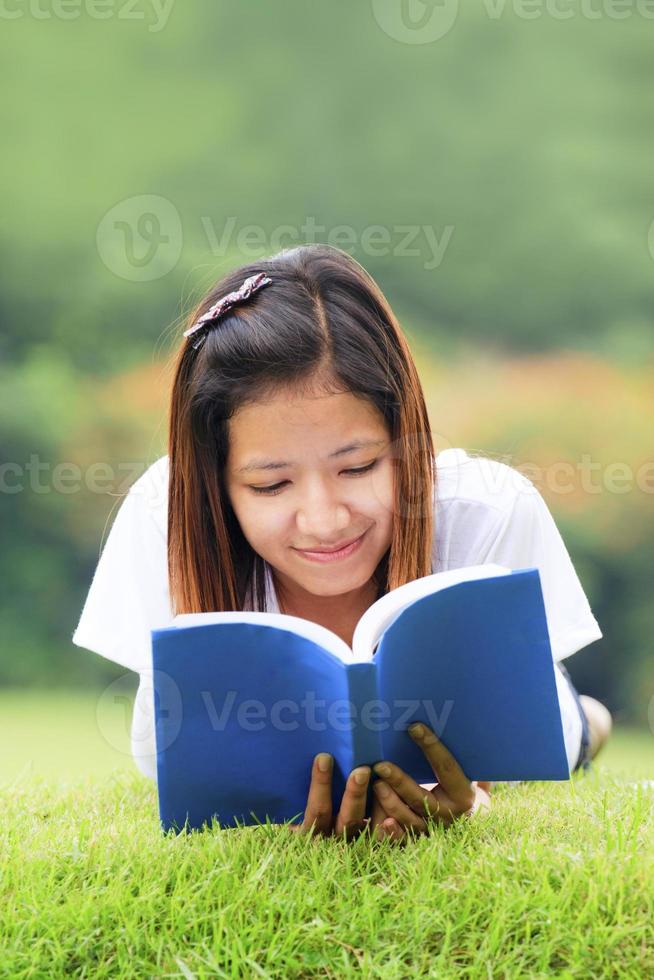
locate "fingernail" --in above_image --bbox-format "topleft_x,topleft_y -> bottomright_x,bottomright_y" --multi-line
409,723 -> 425,739
373,763 -> 391,777
353,767 -> 370,785
374,781 -> 390,797
317,753 -> 332,772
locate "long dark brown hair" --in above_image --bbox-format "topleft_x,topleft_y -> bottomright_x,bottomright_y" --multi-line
167,243 -> 437,615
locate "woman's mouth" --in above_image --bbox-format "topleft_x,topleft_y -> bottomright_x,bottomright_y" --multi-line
293,529 -> 369,563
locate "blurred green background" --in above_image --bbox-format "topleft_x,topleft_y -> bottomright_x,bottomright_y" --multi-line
1,2 -> 652,773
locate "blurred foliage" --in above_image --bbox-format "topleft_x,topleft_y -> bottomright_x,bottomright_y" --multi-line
421,344 -> 654,724
0,4 -> 652,724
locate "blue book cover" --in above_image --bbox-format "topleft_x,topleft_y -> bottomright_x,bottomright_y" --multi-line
151,565 -> 569,833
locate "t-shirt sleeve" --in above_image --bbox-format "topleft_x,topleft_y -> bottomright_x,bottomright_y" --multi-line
72,481 -> 173,674
480,477 -> 603,662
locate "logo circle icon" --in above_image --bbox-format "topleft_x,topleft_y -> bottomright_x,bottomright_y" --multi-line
371,0 -> 459,44
95,669 -> 183,759
647,220 -> 654,264
96,193 -> 182,282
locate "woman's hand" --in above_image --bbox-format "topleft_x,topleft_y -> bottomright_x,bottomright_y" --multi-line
288,753 -> 372,841
369,723 -> 491,842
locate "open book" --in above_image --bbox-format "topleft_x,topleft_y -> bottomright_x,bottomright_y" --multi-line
151,564 -> 569,833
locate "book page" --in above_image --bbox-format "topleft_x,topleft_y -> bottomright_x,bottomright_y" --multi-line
351,563 -> 512,662
170,610 -> 358,664
170,565 -> 513,665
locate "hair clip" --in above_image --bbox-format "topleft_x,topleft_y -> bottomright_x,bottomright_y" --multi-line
183,272 -> 272,350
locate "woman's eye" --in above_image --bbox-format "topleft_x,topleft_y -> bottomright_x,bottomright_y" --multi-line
250,460 -> 378,496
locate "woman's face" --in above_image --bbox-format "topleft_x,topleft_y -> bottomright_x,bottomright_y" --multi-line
225,388 -> 396,605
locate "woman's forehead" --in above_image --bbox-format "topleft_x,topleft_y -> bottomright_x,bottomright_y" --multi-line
227,391 -> 388,463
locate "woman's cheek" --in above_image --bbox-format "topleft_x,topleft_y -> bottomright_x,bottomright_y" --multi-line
369,461 -> 396,518
228,492 -> 266,543
242,500 -> 287,544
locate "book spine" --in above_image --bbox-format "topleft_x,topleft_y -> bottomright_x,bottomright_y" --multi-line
346,663 -> 384,768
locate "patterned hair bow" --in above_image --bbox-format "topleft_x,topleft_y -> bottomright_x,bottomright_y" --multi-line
183,272 -> 272,350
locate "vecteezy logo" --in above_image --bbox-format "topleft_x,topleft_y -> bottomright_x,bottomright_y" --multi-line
647,219 -> 654,265
95,669 -> 182,757
371,0 -> 459,43
96,193 -> 182,281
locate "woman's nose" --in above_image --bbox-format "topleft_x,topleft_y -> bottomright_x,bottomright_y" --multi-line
296,495 -> 352,540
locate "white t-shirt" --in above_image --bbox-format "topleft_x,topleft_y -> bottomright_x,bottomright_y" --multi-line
72,447 -> 602,781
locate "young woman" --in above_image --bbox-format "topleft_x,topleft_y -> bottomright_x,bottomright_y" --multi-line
73,243 -> 612,842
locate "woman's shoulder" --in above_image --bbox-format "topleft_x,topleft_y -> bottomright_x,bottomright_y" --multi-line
434,447 -> 533,516
125,454 -> 169,537
431,447 -> 536,569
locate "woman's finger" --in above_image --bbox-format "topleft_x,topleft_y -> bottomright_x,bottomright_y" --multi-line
333,766 -> 372,840
372,779 -> 428,832
372,761 -> 443,822
377,817 -> 407,843
368,795 -> 407,843
368,793 -> 387,833
292,753 -> 334,836
408,724 -> 476,810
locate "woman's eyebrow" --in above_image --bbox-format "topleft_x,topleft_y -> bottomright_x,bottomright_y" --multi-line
237,439 -> 386,474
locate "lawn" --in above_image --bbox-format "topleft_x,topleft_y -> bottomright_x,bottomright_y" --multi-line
1,689 -> 653,978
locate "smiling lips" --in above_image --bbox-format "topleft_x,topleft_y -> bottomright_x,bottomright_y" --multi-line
294,530 -> 368,563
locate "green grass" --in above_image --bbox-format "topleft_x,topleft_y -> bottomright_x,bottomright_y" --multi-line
1,690 -> 653,978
